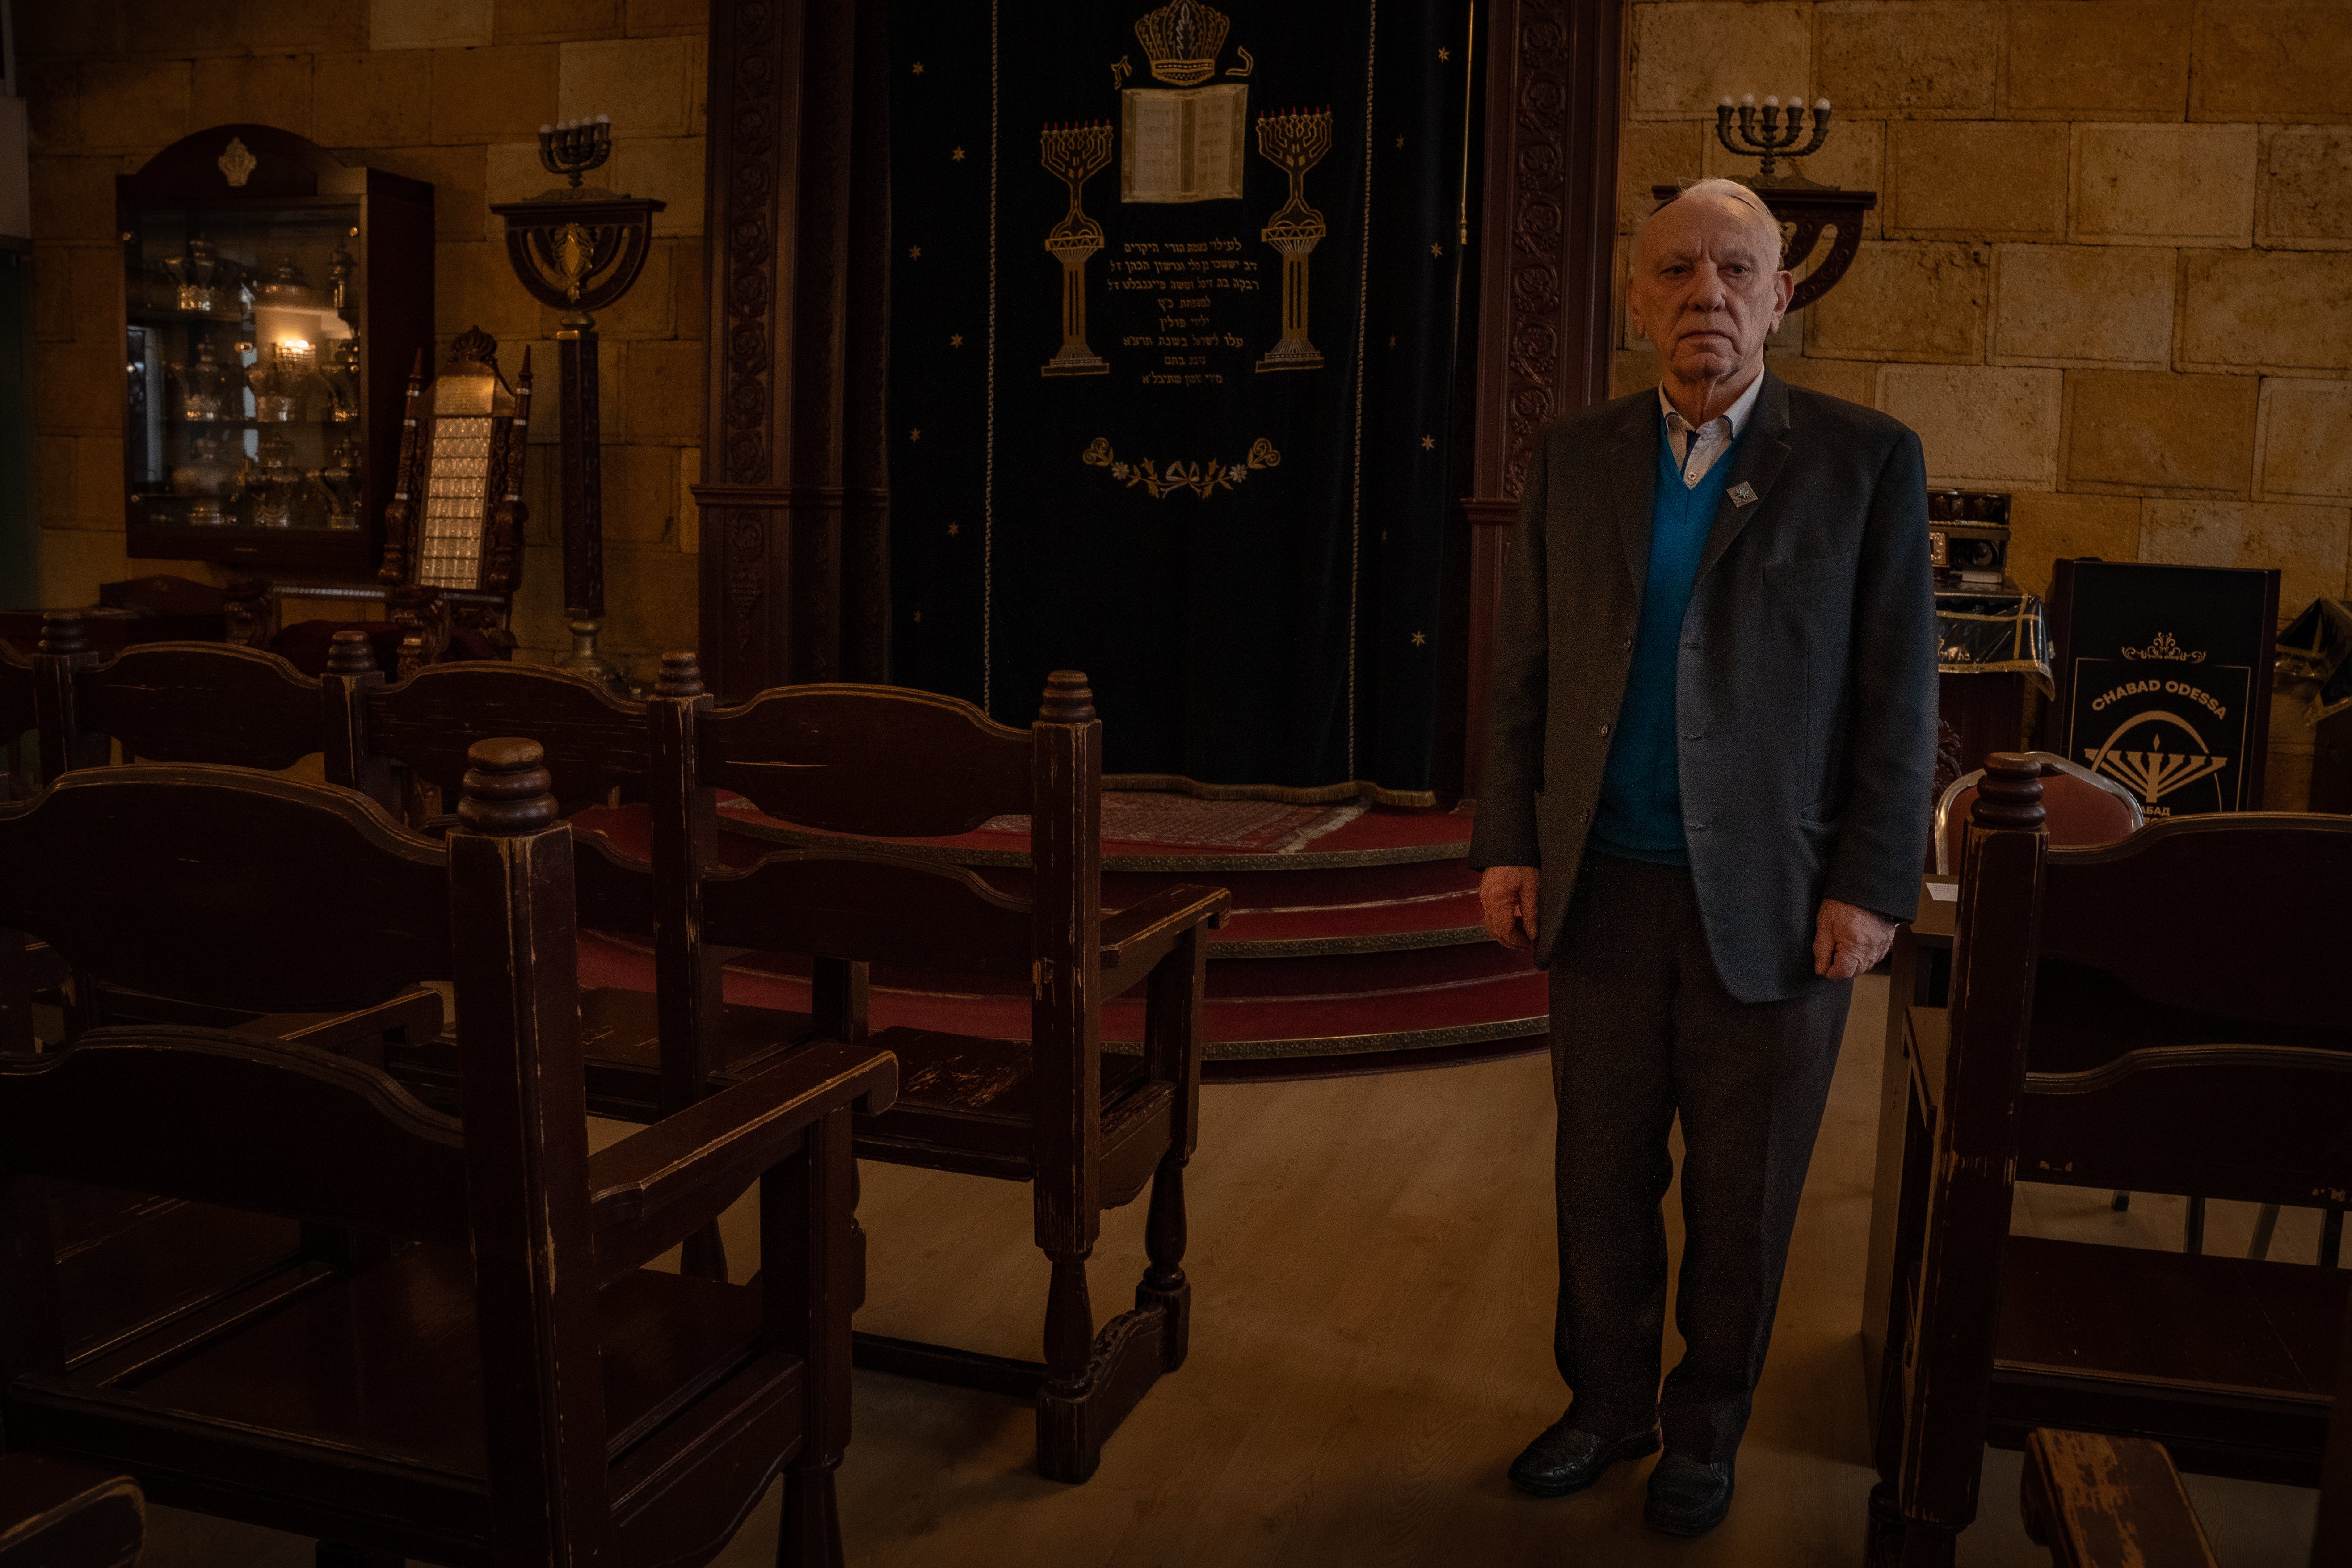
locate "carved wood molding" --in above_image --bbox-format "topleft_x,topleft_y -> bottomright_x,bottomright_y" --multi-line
1458,0 -> 1621,798
698,0 -> 888,699
1472,0 -> 1620,504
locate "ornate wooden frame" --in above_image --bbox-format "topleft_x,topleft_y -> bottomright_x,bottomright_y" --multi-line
1459,0 -> 1623,800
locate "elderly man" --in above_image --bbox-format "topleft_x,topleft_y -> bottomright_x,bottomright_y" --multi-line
1471,177 -> 1935,1535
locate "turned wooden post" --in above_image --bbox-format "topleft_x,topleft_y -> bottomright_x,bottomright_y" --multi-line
445,738 -> 608,1566
647,651 -> 728,1282
1137,916 -> 1205,1371
1031,670 -> 1105,1478
762,1101 -> 857,1564
320,630 -> 398,815
1885,753 -> 2047,1568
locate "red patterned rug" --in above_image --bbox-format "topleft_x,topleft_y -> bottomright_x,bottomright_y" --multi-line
972,793 -> 1362,851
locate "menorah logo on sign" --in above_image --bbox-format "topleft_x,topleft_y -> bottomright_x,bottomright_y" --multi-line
2082,710 -> 2229,816
2071,656 -> 2247,817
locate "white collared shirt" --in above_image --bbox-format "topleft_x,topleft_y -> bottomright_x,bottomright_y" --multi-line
1659,372 -> 1764,489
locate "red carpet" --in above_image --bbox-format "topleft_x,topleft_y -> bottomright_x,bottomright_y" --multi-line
570,796 -> 1546,1076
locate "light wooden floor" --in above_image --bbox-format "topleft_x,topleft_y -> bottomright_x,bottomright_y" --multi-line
138,974 -> 2323,1567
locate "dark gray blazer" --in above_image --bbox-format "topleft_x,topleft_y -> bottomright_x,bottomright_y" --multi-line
1468,368 -> 1937,1003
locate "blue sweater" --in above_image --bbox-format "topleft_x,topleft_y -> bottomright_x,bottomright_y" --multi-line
1591,421 -> 1742,866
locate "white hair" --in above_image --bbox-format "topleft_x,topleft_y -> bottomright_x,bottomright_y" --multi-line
1645,177 -> 1786,267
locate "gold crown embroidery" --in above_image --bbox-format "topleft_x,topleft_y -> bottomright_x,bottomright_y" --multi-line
1135,0 -> 1230,87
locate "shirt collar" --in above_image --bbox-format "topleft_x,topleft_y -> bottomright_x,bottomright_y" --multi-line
1657,369 -> 1765,439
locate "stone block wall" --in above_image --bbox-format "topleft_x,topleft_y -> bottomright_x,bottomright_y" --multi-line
1616,0 -> 2352,803
15,0 -> 707,685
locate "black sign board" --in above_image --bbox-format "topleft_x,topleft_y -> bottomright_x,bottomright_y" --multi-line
2046,560 -> 2280,819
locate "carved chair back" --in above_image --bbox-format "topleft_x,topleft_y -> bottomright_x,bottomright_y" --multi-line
0,744 -> 880,1567
1873,758 -> 2352,1559
33,610 -> 324,786
345,653 -> 650,815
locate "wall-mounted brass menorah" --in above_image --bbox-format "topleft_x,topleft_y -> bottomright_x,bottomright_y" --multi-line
489,114 -> 665,693
1255,106 -> 1331,373
1041,121 -> 1115,377
1715,92 -> 1834,182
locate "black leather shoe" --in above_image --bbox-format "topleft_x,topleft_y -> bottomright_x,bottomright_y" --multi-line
1506,1414 -> 1661,1497
1644,1451 -> 1735,1536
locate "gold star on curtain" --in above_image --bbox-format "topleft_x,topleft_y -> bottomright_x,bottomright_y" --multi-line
912,62 -> 925,75
1430,242 -> 1443,257
947,523 -> 959,536
951,147 -> 967,161
909,429 -> 922,441
1394,134 -> 1405,149
1438,47 -> 1452,61
950,333 -> 964,347
1410,631 -> 1427,647
909,244 -> 921,259
1421,435 -> 1435,449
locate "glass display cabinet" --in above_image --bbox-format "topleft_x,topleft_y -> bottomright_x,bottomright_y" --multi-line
117,124 -> 433,572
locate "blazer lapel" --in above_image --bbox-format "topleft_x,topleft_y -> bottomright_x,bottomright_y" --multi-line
1694,368 -> 1792,583
1612,396 -> 1661,596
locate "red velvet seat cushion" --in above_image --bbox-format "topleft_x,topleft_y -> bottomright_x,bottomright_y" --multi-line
1943,769 -> 2138,875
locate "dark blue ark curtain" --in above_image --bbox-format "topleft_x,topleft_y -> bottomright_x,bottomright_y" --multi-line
889,0 -> 1474,803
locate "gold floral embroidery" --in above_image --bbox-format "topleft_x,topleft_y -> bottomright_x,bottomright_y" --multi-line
1083,435 -> 1280,499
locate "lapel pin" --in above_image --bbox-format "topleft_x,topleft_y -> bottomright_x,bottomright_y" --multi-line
1728,481 -> 1759,508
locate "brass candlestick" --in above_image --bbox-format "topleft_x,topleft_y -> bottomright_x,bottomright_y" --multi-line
490,115 -> 665,694
1254,107 -> 1331,373
1041,121 -> 1114,377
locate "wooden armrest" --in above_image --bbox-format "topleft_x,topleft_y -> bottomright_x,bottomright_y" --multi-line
0,1453 -> 144,1568
1906,1006 -> 1948,1124
247,987 -> 446,1057
588,1039 -> 898,1284
1100,884 -> 1231,996
2019,1429 -> 2216,1568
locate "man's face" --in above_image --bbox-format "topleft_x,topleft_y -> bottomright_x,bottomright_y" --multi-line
1628,196 -> 1794,386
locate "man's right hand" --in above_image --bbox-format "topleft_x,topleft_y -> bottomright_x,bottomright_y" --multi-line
1479,865 -> 1541,952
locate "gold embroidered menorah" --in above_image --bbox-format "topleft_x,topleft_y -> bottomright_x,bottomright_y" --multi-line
1041,120 -> 1114,377
1255,106 -> 1331,373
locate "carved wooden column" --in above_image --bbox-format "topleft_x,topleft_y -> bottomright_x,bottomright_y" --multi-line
696,0 -> 892,699
1459,0 -> 1622,799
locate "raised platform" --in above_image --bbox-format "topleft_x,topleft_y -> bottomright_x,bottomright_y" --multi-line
572,794 -> 1547,1080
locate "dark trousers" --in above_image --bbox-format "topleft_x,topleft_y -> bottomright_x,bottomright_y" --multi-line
1547,851 -> 1851,1464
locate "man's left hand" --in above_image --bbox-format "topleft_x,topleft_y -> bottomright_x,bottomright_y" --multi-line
1813,898 -> 1897,980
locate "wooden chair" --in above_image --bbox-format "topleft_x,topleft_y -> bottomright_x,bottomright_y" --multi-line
1932,752 -> 2142,877
1865,755 -> 2352,1566
337,651 -> 1232,1480
25,626 -> 1229,1482
0,1454 -> 143,1568
25,623 -> 792,1282
673,668 -> 1231,1483
0,742 -> 895,1568
26,610 -> 441,1059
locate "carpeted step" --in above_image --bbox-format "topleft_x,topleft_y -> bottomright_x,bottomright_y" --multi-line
567,798 -> 1537,1073
577,930 -> 1545,1064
